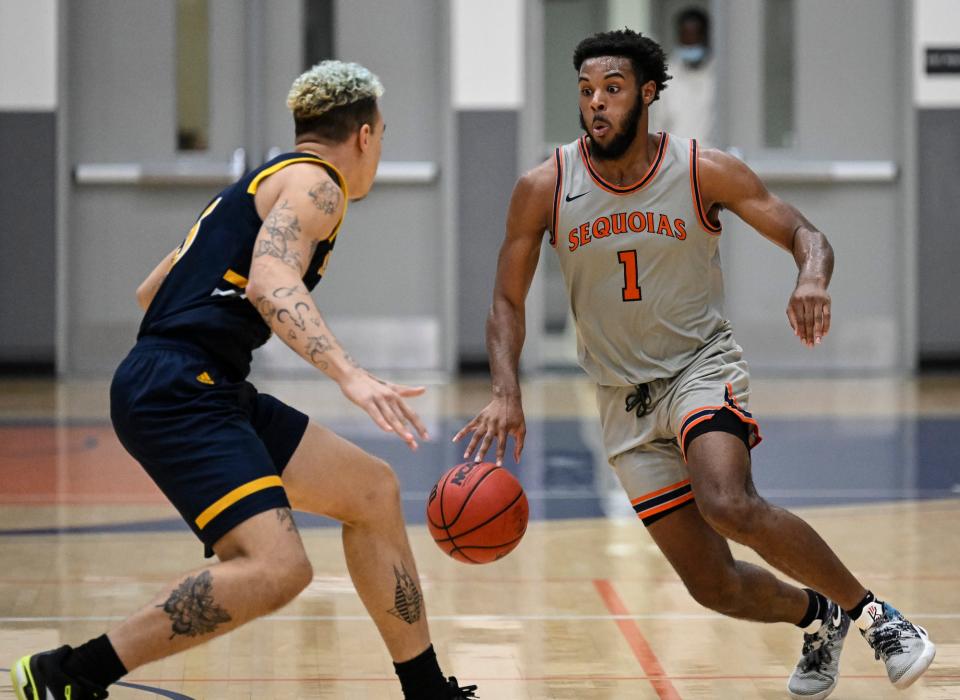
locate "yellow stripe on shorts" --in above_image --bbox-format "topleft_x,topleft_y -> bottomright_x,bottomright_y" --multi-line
195,476 -> 284,530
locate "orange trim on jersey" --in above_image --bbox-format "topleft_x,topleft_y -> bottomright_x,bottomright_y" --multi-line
636,491 -> 695,520
577,132 -> 669,195
630,478 -> 692,506
689,139 -> 722,235
550,147 -> 564,247
678,408 -> 723,460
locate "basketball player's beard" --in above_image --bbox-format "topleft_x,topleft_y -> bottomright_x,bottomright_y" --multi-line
579,95 -> 644,161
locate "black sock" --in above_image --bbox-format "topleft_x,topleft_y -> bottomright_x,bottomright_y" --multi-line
797,588 -> 829,629
393,644 -> 448,700
62,634 -> 127,690
845,590 -> 876,621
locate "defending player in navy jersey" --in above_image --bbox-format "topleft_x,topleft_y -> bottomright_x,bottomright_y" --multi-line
455,30 -> 934,699
12,61 -> 477,700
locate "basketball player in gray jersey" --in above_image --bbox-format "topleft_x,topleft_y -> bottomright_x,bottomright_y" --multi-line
455,29 -> 934,699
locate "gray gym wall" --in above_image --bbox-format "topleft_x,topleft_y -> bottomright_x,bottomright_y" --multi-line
717,0 -> 913,374
8,0 -> 952,376
60,0 -> 454,376
0,1 -> 58,370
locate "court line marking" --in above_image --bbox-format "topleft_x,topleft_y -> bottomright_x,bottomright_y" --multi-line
117,674 -> 960,683
2,612 -> 960,623
593,579 -> 683,700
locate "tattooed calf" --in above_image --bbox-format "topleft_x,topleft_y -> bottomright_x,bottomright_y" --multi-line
386,562 -> 423,624
158,570 -> 232,639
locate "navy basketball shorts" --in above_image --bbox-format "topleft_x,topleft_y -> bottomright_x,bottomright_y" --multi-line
110,337 -> 309,556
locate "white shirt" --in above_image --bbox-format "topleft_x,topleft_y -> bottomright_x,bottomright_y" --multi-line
652,55 -> 717,148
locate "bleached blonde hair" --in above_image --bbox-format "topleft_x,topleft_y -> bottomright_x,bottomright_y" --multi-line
287,60 -> 384,119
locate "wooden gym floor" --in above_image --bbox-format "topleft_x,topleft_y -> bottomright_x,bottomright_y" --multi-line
0,375 -> 958,699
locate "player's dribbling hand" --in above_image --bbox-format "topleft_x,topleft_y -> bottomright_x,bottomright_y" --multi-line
339,370 -> 429,450
787,280 -> 831,349
453,396 -> 526,467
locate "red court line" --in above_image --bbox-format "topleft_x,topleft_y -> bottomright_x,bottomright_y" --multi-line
593,578 -> 683,700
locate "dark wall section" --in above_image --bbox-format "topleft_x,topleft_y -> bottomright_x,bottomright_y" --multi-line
917,109 -> 960,366
456,110 -> 519,371
0,112 -> 56,370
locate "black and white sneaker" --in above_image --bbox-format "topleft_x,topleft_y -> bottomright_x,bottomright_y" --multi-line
787,601 -> 850,700
861,601 -> 936,689
445,675 -> 478,698
10,646 -> 109,700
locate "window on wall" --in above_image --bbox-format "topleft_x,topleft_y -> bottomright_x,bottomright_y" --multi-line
176,0 -> 210,151
763,0 -> 795,148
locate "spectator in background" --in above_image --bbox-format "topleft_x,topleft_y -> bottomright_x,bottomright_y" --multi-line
654,7 -> 717,146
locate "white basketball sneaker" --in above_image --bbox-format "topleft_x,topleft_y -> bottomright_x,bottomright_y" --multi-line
861,601 -> 936,689
787,601 -> 850,700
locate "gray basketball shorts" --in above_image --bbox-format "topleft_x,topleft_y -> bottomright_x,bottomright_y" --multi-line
595,329 -> 762,526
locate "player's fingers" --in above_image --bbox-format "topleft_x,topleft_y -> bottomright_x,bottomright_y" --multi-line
494,427 -> 507,467
805,301 -> 817,347
786,304 -> 800,337
513,428 -> 526,463
396,398 -> 430,441
391,383 -> 426,397
364,400 -> 394,434
452,417 -> 477,443
821,302 -> 832,337
813,303 -> 825,345
474,432 -> 494,463
377,398 -> 416,447
463,427 -> 484,460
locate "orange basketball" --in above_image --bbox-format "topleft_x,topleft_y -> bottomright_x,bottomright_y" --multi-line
426,462 -> 529,564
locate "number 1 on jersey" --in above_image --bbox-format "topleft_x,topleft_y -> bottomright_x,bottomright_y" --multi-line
617,249 -> 642,302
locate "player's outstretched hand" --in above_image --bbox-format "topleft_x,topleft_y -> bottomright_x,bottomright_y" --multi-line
787,280 -> 831,349
339,370 -> 429,450
453,395 -> 526,467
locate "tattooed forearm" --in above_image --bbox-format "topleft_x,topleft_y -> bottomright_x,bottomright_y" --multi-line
255,200 -> 304,272
308,180 -> 342,215
254,295 -> 277,322
386,562 -> 423,625
277,301 -> 310,331
306,334 -> 333,368
272,285 -> 303,299
158,570 -> 232,639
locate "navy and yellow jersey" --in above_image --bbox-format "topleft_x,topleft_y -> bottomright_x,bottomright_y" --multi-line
139,152 -> 346,378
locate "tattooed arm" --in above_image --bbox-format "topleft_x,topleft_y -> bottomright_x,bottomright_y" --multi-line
136,248 -> 178,310
247,166 -> 429,449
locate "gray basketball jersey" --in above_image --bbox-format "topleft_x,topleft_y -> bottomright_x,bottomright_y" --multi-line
551,133 -> 727,386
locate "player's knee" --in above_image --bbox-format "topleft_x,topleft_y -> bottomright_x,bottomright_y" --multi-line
697,492 -> 763,542
256,549 -> 313,610
358,457 -> 402,513
684,568 -> 744,614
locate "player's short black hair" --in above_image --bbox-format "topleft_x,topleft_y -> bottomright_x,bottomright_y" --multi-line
676,7 -> 710,39
573,29 -> 671,101
293,96 -> 379,143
